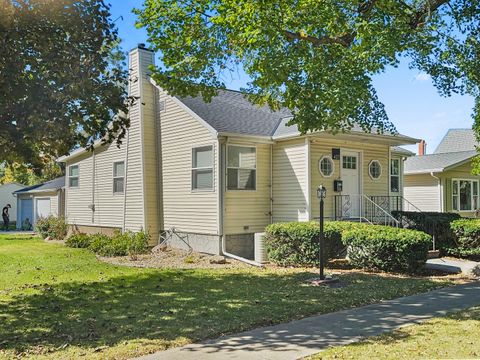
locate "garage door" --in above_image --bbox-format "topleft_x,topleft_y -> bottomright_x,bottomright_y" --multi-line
36,198 -> 51,220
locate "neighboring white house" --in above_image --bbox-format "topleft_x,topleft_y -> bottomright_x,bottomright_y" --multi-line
404,129 -> 480,216
0,183 -> 25,223
57,44 -> 419,259
14,177 -> 65,229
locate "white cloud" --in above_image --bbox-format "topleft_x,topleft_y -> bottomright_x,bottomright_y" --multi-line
414,72 -> 431,81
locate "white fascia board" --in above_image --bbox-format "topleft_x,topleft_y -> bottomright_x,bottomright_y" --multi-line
148,77 -> 219,139
404,168 -> 445,175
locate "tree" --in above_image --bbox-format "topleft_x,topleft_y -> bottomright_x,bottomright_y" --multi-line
136,0 -> 480,137
0,161 -> 62,185
0,0 -> 130,171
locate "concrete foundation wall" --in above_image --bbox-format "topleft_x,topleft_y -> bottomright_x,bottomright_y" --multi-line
167,231 -> 222,255
69,224 -> 121,237
225,233 -> 254,260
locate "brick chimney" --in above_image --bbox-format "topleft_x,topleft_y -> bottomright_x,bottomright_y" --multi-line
418,139 -> 427,155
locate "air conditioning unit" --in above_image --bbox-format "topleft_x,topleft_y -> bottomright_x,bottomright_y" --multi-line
254,232 -> 268,264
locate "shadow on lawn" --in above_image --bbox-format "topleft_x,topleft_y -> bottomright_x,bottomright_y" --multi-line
0,269 -> 449,355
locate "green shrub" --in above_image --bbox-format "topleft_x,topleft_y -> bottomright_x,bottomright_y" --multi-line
448,219 -> 480,259
342,226 -> 431,273
392,211 -> 461,252
65,233 -> 92,248
35,216 -> 67,240
264,221 -> 363,267
88,230 -> 150,257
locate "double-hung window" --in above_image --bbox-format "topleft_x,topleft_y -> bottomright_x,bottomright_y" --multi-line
69,165 -> 79,188
192,146 -> 213,190
113,161 -> 125,194
452,179 -> 479,211
227,146 -> 256,190
390,159 -> 400,193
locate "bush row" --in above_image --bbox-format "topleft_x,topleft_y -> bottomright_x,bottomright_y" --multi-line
265,221 -> 431,273
391,211 -> 461,252
66,230 -> 150,257
446,219 -> 480,260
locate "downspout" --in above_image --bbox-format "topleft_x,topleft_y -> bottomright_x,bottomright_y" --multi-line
91,150 -> 96,224
122,129 -> 130,233
270,143 -> 273,224
430,172 -> 443,212
219,136 -> 262,267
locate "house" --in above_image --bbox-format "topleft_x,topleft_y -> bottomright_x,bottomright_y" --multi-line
14,177 -> 65,229
404,129 -> 480,216
0,183 -> 25,223
57,44 -> 419,259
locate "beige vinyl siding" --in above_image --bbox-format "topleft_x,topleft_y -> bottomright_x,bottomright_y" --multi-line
159,91 -> 218,234
272,138 -> 308,222
50,192 -> 59,216
64,48 -> 159,235
224,140 -> 271,234
442,161 -> 479,216
404,174 -> 441,212
123,49 -> 147,231
140,52 -> 161,236
92,144 -> 126,228
66,153 -> 94,225
310,137 -> 390,219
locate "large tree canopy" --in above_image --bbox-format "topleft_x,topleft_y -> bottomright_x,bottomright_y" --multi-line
136,0 -> 480,136
0,0 -> 130,170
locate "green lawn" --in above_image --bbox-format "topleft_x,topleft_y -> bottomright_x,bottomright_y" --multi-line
310,306 -> 480,359
0,234 -> 460,360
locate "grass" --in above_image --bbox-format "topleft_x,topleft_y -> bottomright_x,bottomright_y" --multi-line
0,234 -> 462,360
309,306 -> 480,359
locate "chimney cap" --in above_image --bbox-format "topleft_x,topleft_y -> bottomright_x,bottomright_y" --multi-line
138,43 -> 146,49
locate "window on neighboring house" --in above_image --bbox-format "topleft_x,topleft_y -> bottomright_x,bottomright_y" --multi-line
319,156 -> 334,177
192,146 -> 213,190
113,161 -> 125,194
452,179 -> 479,211
369,160 -> 382,180
227,145 -> 256,190
390,159 -> 400,193
68,165 -> 79,188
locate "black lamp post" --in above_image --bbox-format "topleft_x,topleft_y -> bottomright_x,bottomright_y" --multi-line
317,185 -> 327,280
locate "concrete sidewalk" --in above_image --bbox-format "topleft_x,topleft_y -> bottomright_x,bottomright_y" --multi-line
137,282 -> 480,360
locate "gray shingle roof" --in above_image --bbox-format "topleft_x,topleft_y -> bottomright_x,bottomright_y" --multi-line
434,129 -> 477,154
391,146 -> 415,156
404,150 -> 477,174
177,90 -> 292,136
14,177 -> 65,194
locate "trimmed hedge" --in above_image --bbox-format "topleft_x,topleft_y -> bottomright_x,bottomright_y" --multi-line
447,219 -> 480,260
65,230 -> 150,257
392,211 -> 461,252
264,221 -> 367,267
35,216 -> 68,240
342,226 -> 431,273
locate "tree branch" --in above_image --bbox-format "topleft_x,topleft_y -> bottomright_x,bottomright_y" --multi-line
283,30 -> 354,47
410,0 -> 450,28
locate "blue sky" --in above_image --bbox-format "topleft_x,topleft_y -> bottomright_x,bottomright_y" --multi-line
110,1 -> 475,154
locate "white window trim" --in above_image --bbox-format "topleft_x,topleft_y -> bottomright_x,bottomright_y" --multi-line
191,145 -> 214,192
226,144 -> 257,191
390,158 -> 400,193
368,160 -> 382,180
68,165 -> 79,188
452,178 -> 479,212
319,155 -> 334,177
113,161 -> 125,195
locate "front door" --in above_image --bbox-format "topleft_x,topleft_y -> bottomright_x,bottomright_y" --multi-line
341,151 -> 360,218
20,199 -> 33,229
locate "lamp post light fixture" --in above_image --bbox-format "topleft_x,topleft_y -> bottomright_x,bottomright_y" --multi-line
317,185 -> 327,280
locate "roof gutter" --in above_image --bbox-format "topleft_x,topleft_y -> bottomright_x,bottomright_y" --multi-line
430,172 -> 444,213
